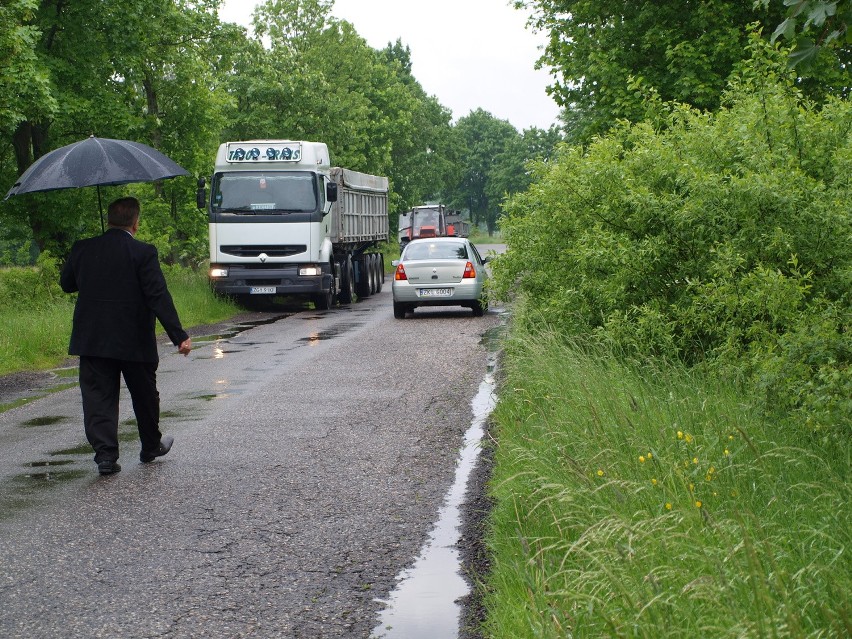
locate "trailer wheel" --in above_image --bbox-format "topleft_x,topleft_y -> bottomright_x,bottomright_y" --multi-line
339,255 -> 355,304
368,254 -> 377,294
355,255 -> 371,298
373,253 -> 383,293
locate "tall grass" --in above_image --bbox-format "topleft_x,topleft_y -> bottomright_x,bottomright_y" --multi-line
0,265 -> 238,376
483,326 -> 850,638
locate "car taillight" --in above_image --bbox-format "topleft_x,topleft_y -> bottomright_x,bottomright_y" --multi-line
395,263 -> 408,280
463,261 -> 476,278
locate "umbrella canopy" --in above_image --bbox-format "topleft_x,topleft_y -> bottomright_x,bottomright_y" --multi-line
4,136 -> 190,198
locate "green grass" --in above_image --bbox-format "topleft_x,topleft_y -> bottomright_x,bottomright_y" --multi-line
482,326 -> 851,638
0,266 -> 239,376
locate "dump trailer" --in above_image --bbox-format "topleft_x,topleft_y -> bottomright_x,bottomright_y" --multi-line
398,204 -> 469,248
200,140 -> 389,309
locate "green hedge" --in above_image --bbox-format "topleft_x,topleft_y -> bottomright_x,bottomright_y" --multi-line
491,40 -> 851,437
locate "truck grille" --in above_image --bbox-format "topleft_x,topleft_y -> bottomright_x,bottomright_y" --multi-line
219,245 -> 307,257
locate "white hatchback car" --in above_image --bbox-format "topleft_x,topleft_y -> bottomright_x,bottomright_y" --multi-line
391,237 -> 489,319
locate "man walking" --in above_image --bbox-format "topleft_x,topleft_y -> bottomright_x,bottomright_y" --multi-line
60,196 -> 192,475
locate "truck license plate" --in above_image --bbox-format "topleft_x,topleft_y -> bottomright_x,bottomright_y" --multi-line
250,286 -> 276,294
419,288 -> 452,297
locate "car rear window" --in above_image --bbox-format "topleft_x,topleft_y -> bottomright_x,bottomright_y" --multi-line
404,242 -> 468,260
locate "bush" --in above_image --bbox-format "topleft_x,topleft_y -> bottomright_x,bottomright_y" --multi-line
0,251 -> 67,310
491,41 -> 851,435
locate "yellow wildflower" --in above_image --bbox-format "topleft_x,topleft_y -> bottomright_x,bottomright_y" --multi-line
695,501 -> 702,508
647,452 -> 652,459
693,457 -> 699,465
724,449 -> 730,456
677,431 -> 683,440
651,478 -> 658,486
689,483 -> 695,492
597,469 -> 604,477
685,434 -> 693,444
665,503 -> 672,510
639,456 -> 646,463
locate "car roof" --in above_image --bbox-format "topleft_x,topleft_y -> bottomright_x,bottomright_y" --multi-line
405,237 -> 469,244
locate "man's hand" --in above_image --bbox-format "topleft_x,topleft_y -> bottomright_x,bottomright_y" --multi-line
178,338 -> 192,356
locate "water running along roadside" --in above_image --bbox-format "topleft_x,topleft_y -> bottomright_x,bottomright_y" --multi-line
371,354 -> 498,639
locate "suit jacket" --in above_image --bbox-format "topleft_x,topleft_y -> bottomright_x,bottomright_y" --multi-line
60,228 -> 189,362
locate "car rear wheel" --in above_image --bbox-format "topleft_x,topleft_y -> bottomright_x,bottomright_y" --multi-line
471,299 -> 486,317
393,302 -> 407,319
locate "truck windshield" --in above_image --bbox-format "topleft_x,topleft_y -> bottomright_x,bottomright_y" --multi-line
212,172 -> 319,214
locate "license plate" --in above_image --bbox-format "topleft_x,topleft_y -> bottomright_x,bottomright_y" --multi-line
250,286 -> 276,294
419,288 -> 452,298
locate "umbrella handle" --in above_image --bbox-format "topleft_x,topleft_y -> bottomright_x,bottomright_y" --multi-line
97,185 -> 104,233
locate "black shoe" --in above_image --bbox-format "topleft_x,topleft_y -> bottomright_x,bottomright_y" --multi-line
140,435 -> 174,463
98,460 -> 121,475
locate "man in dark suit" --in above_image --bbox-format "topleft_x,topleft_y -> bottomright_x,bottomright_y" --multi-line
60,197 -> 192,475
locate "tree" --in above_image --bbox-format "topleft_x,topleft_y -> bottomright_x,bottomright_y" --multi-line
758,0 -> 851,69
1,0 -> 230,261
451,110 -> 524,235
518,0 -> 791,142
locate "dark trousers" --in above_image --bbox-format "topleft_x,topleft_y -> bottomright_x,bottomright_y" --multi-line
79,356 -> 161,463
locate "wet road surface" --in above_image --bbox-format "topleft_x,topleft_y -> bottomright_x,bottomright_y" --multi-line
0,284 -> 502,638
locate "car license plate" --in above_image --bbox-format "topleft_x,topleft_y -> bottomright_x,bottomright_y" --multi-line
250,286 -> 276,294
419,288 -> 452,297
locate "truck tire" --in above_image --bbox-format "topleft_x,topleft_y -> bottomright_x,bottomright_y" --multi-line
374,253 -> 383,293
339,255 -> 355,304
313,263 -> 334,310
368,254 -> 377,294
355,255 -> 371,298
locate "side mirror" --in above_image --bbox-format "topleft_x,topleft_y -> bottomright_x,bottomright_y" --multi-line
326,181 -> 338,203
196,177 -> 207,209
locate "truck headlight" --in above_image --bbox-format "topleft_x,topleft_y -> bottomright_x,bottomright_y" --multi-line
210,267 -> 229,278
299,265 -> 322,276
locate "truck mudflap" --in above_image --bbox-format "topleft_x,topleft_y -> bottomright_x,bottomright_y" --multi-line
210,264 -> 330,297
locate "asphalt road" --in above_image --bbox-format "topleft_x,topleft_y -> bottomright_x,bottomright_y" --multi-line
0,273 -> 503,638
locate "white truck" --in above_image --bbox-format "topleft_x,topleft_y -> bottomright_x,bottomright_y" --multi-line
198,140 -> 389,309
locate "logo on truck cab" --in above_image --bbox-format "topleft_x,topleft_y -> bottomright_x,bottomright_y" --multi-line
226,143 -> 302,163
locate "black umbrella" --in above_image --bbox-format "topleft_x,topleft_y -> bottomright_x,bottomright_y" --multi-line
4,135 -> 190,231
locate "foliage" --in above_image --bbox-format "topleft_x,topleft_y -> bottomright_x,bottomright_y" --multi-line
519,0 -> 848,143
491,42 -> 851,435
757,0 -> 852,68
483,327 -> 851,637
450,109 -> 561,235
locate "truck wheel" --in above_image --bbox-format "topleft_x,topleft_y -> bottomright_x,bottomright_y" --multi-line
374,254 -> 383,293
313,262 -> 335,310
368,254 -> 377,294
339,255 -> 355,304
313,290 -> 332,310
393,302 -> 407,319
355,255 -> 371,298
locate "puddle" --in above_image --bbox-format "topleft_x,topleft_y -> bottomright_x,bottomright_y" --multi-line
371,355 -> 498,639
51,443 -> 93,456
299,322 -> 364,343
26,460 -> 73,468
20,415 -> 67,427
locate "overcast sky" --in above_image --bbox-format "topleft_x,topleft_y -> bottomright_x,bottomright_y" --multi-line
218,0 -> 562,132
